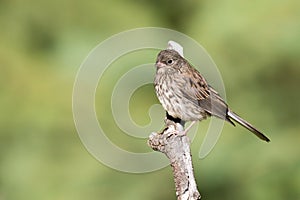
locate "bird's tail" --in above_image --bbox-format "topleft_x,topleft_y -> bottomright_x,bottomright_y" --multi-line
227,110 -> 270,142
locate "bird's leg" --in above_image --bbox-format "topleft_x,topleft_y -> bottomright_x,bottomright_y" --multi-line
177,121 -> 196,136
186,121 -> 196,132
165,112 -> 196,136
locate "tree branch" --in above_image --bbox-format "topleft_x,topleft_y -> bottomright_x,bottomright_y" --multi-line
148,118 -> 201,200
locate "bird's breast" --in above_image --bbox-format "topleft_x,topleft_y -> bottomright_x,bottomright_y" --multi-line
154,71 -> 207,121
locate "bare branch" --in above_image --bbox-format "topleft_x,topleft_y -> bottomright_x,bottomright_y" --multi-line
148,118 -> 201,200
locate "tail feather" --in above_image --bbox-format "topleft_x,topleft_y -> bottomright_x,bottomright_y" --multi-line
227,110 -> 270,142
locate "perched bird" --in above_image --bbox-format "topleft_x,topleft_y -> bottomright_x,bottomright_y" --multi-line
154,49 -> 270,142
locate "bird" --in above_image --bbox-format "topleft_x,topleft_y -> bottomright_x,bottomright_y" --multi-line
154,49 -> 270,142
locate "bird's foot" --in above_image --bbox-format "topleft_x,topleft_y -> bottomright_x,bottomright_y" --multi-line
177,121 -> 196,136
177,130 -> 188,136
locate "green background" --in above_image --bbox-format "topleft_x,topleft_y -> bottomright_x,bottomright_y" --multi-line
1,0 -> 300,199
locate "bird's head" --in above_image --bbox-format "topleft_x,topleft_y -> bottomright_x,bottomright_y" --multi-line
155,49 -> 184,70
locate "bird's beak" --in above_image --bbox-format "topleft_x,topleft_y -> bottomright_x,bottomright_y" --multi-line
155,61 -> 164,68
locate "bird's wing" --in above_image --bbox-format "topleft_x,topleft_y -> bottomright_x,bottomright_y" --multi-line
179,65 -> 232,122
179,66 -> 210,101
181,66 -> 210,101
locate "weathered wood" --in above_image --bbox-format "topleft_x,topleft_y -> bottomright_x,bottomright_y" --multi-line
148,118 -> 201,200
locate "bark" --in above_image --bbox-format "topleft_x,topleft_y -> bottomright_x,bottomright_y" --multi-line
148,118 -> 201,200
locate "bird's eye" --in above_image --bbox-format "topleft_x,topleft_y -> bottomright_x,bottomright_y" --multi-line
167,59 -> 173,64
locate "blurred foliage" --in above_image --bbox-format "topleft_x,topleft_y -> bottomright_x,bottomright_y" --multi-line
0,0 -> 300,200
